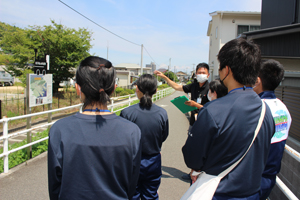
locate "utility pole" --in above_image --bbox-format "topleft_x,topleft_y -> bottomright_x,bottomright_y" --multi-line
174,66 -> 176,82
193,63 -> 195,74
107,41 -> 109,60
168,58 -> 171,78
141,44 -> 143,75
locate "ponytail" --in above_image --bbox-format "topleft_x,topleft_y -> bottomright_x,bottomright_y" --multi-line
136,74 -> 157,108
140,92 -> 153,107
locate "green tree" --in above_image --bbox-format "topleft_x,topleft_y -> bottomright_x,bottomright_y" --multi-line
164,71 -> 179,82
0,21 -> 93,93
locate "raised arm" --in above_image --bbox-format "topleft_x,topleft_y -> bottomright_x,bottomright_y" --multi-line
154,70 -> 183,91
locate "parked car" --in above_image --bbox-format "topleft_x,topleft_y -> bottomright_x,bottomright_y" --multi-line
0,71 -> 14,86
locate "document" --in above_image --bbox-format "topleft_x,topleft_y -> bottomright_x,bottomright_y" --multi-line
170,96 -> 198,114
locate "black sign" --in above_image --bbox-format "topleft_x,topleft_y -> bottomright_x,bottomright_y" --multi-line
34,55 -> 49,75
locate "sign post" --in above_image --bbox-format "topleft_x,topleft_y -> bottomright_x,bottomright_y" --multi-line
26,52 -> 53,158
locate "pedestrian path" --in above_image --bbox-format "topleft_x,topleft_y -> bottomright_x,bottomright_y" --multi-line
0,91 -> 191,200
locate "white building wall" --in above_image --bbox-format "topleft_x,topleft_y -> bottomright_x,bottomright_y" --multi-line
208,12 -> 261,79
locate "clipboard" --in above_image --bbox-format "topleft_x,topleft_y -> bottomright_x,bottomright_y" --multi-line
170,96 -> 198,113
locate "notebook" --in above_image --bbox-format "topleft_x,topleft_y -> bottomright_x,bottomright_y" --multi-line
170,96 -> 198,113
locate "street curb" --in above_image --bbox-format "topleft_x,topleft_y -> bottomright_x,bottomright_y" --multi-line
0,151 -> 48,179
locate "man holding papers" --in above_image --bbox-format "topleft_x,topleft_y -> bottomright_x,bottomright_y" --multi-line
154,63 -> 210,180
154,63 -> 210,126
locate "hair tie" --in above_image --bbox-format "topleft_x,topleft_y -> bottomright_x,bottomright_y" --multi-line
99,88 -> 105,93
97,64 -> 105,70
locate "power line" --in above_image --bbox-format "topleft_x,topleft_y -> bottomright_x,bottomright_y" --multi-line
58,0 -> 140,46
143,46 -> 158,66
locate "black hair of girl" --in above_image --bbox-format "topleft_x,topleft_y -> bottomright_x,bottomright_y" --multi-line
136,74 -> 157,108
76,56 -> 116,109
209,79 -> 228,98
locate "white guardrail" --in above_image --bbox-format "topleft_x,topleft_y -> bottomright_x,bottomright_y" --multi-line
0,87 -> 299,200
0,87 -> 174,173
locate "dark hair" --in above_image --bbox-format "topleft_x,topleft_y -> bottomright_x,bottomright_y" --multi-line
259,59 -> 284,91
196,63 -> 209,73
76,56 -> 116,109
217,38 -> 261,85
136,74 -> 157,107
209,79 -> 228,98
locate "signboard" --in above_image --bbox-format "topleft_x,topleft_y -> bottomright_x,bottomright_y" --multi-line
34,55 -> 49,75
29,74 -> 52,107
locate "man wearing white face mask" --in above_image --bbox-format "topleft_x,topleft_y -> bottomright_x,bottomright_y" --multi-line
155,63 -> 210,126
154,63 -> 210,180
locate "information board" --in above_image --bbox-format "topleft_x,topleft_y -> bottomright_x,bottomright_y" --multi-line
29,74 -> 52,107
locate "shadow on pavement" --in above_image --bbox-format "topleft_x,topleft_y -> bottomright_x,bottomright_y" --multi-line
162,165 -> 190,183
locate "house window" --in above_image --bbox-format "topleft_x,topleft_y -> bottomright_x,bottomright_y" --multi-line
237,25 -> 260,35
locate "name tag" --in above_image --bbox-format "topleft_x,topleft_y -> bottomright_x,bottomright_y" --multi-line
197,98 -> 202,104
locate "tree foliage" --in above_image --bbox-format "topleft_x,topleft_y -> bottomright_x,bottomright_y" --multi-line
0,21 -> 93,93
164,71 -> 179,82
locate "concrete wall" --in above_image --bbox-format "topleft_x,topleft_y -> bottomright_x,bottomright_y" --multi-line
116,71 -> 130,87
208,13 -> 260,79
269,137 -> 300,200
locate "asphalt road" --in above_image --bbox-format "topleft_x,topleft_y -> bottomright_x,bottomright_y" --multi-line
0,90 -> 191,200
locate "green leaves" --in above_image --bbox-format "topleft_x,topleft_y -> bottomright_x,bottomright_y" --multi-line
0,21 -> 93,93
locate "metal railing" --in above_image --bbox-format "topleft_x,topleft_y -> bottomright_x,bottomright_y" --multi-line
0,87 -> 174,173
1,87 -> 299,200
275,145 -> 300,200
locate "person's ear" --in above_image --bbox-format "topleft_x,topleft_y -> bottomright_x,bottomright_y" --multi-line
257,77 -> 261,85
213,91 -> 217,99
75,83 -> 81,96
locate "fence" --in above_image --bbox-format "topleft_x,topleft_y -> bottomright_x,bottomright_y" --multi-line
1,87 -> 299,199
0,92 -> 80,119
0,87 -> 174,173
0,89 -> 140,119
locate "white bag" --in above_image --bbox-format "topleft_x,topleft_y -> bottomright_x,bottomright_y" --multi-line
181,101 -> 266,200
180,171 -> 221,200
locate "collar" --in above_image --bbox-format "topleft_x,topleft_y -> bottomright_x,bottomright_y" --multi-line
198,80 -> 208,89
259,91 -> 276,99
228,86 -> 252,94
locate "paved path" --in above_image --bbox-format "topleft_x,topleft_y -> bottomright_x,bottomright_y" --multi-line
0,91 -> 191,200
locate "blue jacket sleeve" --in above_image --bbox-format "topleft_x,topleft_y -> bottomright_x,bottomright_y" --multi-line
48,126 -> 63,200
162,111 -> 169,142
128,127 -> 142,199
182,107 -> 218,170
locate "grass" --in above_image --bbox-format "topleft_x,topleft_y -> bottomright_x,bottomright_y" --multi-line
0,129 -> 49,173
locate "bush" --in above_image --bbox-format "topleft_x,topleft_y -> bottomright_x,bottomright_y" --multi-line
115,87 -> 124,94
186,81 -> 192,85
125,89 -> 134,94
119,91 -> 129,96
158,84 -> 169,89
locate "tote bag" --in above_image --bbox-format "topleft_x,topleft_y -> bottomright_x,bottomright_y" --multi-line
180,101 -> 266,200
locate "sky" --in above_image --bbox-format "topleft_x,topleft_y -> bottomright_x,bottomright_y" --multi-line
0,0 -> 261,73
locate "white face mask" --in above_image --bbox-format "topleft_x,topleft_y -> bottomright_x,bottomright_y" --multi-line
207,94 -> 212,101
196,74 -> 208,83
207,90 -> 215,101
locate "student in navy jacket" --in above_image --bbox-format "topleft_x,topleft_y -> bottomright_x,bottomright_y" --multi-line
48,56 -> 142,200
182,38 -> 275,200
120,74 -> 169,200
253,59 -> 292,200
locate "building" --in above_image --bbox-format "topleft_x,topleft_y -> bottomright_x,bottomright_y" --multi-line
176,71 -> 188,82
156,68 -> 167,73
207,11 -> 261,79
146,62 -> 156,74
243,1 -> 300,198
114,63 -> 152,87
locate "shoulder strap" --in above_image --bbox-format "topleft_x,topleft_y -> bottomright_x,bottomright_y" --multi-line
218,100 -> 266,178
